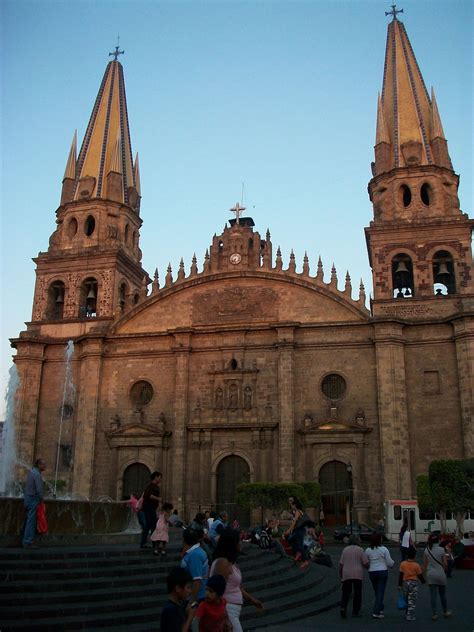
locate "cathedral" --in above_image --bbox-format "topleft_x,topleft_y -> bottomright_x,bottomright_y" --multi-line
11,12 -> 473,526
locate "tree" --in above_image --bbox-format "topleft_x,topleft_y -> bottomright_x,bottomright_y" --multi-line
429,459 -> 470,535
416,475 -> 432,511
235,481 -> 320,522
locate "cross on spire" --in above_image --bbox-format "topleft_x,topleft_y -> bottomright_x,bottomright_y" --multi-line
385,4 -> 403,20
109,37 -> 124,61
230,201 -> 246,224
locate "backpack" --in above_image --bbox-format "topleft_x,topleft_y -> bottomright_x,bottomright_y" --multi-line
259,530 -> 271,549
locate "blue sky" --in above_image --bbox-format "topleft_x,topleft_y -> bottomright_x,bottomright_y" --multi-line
1,0 -> 472,416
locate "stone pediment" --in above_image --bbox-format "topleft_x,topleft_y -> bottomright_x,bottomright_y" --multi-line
106,422 -> 170,448
299,417 -> 371,434
113,273 -> 369,335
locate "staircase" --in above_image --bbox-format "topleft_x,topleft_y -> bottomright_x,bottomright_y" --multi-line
0,532 -> 340,631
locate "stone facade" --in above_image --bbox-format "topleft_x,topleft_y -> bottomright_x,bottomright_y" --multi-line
10,19 -> 474,525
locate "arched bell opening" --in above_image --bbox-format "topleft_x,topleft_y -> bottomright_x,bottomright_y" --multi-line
433,250 -> 456,295
118,281 -> 129,312
79,277 -> 98,317
47,280 -> 65,319
392,253 -> 414,298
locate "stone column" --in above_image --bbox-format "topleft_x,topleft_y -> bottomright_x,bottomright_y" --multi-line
72,337 -> 104,498
12,341 -> 45,471
169,331 -> 191,512
453,316 -> 474,457
276,326 -> 296,481
374,322 -> 412,499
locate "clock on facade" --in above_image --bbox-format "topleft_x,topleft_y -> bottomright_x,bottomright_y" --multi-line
229,253 -> 242,264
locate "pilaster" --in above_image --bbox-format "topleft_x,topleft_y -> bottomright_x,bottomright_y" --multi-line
170,331 -> 192,511
276,326 -> 296,481
11,341 -> 45,470
453,316 -> 474,457
374,322 -> 412,498
72,337 -> 104,498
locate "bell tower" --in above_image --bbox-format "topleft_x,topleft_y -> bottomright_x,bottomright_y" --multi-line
365,9 -> 474,305
31,48 -> 149,328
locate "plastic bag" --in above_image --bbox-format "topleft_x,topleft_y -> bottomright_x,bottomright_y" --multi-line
36,502 -> 48,534
397,592 -> 408,610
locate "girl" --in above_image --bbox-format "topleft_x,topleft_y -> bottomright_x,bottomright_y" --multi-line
151,501 -> 173,556
284,498 -> 306,562
399,545 -> 425,621
365,532 -> 395,618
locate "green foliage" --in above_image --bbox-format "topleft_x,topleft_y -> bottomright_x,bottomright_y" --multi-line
416,475 -> 432,511
428,459 -> 470,513
236,481 -> 320,513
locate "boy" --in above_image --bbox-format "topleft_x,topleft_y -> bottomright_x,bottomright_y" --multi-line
399,545 -> 425,622
194,575 -> 231,632
160,567 -> 196,632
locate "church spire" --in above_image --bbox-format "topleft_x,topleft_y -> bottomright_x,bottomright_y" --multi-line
63,53 -> 138,210
374,9 -> 453,174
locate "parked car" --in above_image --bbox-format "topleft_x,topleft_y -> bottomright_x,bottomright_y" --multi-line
333,523 -> 385,542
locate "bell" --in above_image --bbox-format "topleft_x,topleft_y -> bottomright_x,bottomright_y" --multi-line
55,288 -> 64,303
396,290 -> 404,299
86,286 -> 96,299
395,261 -> 409,274
436,262 -> 449,277
404,288 -> 411,297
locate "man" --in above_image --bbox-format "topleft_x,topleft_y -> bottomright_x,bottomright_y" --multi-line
140,470 -> 162,549
339,534 -> 369,618
208,511 -> 229,547
22,458 -> 46,549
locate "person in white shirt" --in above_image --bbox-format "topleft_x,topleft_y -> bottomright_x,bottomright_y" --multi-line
365,532 -> 395,619
399,523 -> 412,561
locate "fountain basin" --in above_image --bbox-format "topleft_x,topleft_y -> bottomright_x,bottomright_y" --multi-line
0,498 -> 131,536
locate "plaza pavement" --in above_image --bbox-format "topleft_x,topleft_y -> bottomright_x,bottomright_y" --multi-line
253,544 -> 473,632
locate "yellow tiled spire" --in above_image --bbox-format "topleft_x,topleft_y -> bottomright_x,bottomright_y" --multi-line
377,14 -> 452,171
71,58 -> 137,207
63,131 -> 77,180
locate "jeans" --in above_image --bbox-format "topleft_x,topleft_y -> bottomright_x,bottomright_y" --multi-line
226,603 -> 243,632
369,569 -> 388,614
288,526 -> 305,556
140,506 -> 158,547
22,497 -> 40,545
341,579 -> 362,615
429,584 -> 448,615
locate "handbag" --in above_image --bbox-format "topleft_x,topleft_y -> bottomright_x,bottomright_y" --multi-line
397,593 -> 408,610
36,502 -> 48,534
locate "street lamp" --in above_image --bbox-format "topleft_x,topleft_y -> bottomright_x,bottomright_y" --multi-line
347,462 -> 353,535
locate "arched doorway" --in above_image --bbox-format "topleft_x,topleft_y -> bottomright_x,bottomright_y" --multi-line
216,456 -> 250,527
319,460 -> 350,526
122,463 -> 151,500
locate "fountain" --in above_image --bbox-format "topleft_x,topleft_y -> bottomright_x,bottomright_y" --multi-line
0,344 -> 134,545
53,340 -> 75,496
0,364 -> 20,495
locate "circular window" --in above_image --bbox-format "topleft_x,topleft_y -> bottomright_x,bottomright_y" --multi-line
67,217 -> 78,238
321,374 -> 347,400
130,380 -> 154,407
84,215 -> 96,236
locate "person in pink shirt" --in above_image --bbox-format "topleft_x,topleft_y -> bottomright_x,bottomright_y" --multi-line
339,535 -> 369,618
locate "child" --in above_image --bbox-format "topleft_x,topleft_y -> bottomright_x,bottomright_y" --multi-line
160,567 -> 195,632
399,545 -> 425,621
151,501 -> 173,556
194,574 -> 231,632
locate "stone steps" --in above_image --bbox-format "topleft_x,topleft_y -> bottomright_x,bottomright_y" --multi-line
0,537 -> 341,630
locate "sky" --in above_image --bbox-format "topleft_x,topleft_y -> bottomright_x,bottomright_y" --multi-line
0,0 -> 472,417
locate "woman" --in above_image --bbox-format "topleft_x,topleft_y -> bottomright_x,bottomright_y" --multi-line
284,497 -> 306,562
423,534 -> 452,621
211,528 -> 264,632
365,532 -> 394,619
399,523 -> 412,561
